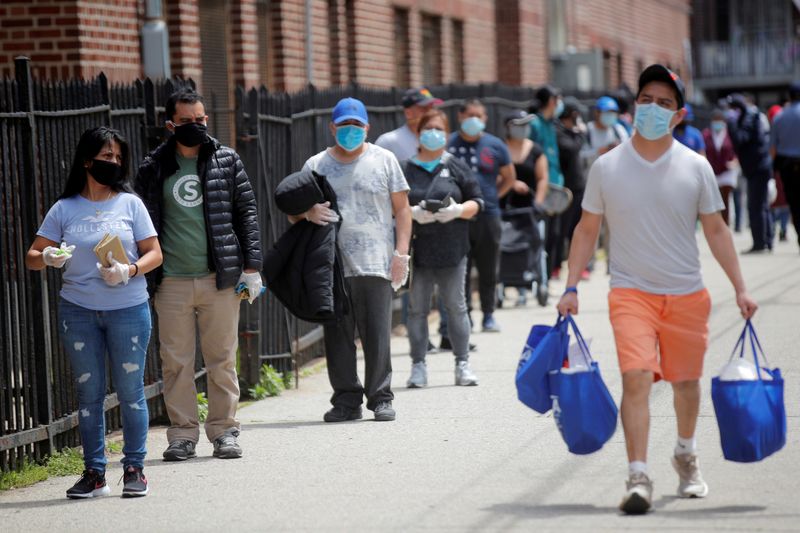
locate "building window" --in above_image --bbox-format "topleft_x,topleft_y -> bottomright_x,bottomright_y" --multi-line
547,0 -> 567,55
257,0 -> 275,89
394,8 -> 410,87
602,49 -> 611,90
199,0 -> 234,146
451,19 -> 465,82
345,0 -> 357,82
328,0 -> 342,85
421,13 -> 442,85
616,52 -> 623,88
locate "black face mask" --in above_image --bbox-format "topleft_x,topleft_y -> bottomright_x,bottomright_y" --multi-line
89,159 -> 124,186
172,122 -> 208,147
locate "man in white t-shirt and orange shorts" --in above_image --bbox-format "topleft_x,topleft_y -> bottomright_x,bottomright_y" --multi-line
557,65 -> 758,515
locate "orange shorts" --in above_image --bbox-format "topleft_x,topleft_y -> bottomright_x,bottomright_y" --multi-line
608,288 -> 711,382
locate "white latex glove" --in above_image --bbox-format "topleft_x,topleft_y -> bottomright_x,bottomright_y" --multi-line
411,203 -> 436,224
390,250 -> 410,291
42,242 -> 75,268
97,252 -> 129,286
433,198 -> 464,223
238,271 -> 264,304
304,201 -> 340,226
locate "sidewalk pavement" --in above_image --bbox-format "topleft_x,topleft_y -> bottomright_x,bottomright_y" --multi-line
1,229 -> 799,532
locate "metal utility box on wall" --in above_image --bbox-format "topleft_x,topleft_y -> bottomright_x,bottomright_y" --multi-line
551,49 -> 605,92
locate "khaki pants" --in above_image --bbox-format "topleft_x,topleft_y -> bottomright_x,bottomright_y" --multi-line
155,275 -> 241,443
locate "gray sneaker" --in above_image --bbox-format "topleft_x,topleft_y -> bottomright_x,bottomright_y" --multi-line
407,362 -> 428,388
212,429 -> 242,459
619,471 -> 653,515
455,361 -> 479,386
671,453 -> 709,498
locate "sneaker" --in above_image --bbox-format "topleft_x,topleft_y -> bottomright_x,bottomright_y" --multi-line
779,230 -> 787,242
66,469 -> 111,499
323,405 -> 363,423
482,315 -> 501,333
515,293 -> 527,307
121,466 -> 148,498
455,360 -> 479,386
426,340 -> 436,353
671,453 -> 709,498
619,472 -> 653,515
439,337 -> 477,352
373,402 -> 396,421
162,439 -> 196,462
212,429 -> 243,459
581,269 -> 591,281
407,362 -> 428,388
551,267 -> 561,280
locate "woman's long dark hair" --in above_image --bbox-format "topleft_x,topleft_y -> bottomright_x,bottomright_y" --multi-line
59,126 -> 132,199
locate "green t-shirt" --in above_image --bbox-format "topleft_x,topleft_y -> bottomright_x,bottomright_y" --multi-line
161,155 -> 210,277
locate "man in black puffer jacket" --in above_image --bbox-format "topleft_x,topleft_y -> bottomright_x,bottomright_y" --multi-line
134,88 -> 263,462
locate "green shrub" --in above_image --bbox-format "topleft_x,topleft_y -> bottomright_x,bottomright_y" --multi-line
248,364 -> 285,400
197,392 -> 209,422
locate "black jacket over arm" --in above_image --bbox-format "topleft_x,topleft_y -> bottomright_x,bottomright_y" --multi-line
263,169 -> 348,324
133,136 -> 263,292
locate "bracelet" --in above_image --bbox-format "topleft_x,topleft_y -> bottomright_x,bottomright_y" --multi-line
131,263 -> 139,277
564,286 -> 577,295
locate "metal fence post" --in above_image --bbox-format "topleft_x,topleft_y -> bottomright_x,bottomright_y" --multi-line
15,56 -> 55,458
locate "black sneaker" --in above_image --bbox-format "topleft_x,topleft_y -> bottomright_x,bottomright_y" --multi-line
439,337 -> 477,352
213,429 -> 243,459
373,402 -> 396,422
323,405 -> 363,423
66,469 -> 111,499
121,466 -> 148,498
162,439 -> 197,462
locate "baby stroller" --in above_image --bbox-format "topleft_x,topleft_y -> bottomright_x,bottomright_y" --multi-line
497,206 -> 549,307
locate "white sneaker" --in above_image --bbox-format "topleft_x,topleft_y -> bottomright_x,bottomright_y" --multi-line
619,471 -> 653,515
671,453 -> 709,498
406,362 -> 427,388
455,361 -> 478,386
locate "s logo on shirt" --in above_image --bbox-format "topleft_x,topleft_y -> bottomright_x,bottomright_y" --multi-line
173,175 -> 203,207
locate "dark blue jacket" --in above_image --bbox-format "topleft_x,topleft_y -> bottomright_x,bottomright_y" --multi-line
728,108 -> 772,177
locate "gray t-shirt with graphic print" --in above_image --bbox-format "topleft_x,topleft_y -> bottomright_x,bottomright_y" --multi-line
302,143 -> 409,279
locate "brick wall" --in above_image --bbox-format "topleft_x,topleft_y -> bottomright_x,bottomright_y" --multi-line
565,0 -> 691,90
165,0 -> 201,81
0,0 -> 141,81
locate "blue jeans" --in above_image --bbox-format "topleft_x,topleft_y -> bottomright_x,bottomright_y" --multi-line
59,299 -> 152,472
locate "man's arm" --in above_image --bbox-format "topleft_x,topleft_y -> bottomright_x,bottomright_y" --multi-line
496,163 -> 516,198
700,212 -> 758,319
556,210 -> 603,316
231,154 -> 263,272
391,190 -> 412,255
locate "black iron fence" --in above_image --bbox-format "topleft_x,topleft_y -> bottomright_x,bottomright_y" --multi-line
1,56 -> 586,472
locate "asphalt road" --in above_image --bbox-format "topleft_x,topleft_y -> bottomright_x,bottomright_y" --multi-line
2,229 -> 799,532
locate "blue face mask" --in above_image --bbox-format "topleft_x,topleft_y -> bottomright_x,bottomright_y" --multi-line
419,128 -> 447,151
554,99 -> 565,118
335,124 -> 367,151
600,111 -> 618,128
634,103 -> 676,140
710,121 -> 726,133
460,116 -> 485,137
412,157 -> 441,173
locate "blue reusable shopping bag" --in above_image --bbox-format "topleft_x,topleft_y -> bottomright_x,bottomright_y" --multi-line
515,316 -> 568,413
712,320 -> 786,463
549,316 -> 618,455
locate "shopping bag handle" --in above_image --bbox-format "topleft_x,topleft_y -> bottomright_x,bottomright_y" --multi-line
565,314 -> 593,363
729,320 -> 771,381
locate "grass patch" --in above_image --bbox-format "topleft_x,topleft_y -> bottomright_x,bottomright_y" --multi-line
0,447 -> 84,491
197,392 -> 209,422
105,440 -> 123,455
248,365 -> 285,400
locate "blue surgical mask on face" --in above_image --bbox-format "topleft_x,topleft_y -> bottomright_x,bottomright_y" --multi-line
412,156 -> 441,173
419,128 -> 447,151
460,116 -> 485,137
554,99 -> 565,118
335,124 -> 367,151
600,111 -> 619,128
634,103 -> 676,140
711,121 -> 726,133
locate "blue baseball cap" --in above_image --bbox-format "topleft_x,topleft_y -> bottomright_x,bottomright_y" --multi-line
596,96 -> 620,112
332,97 -> 368,125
